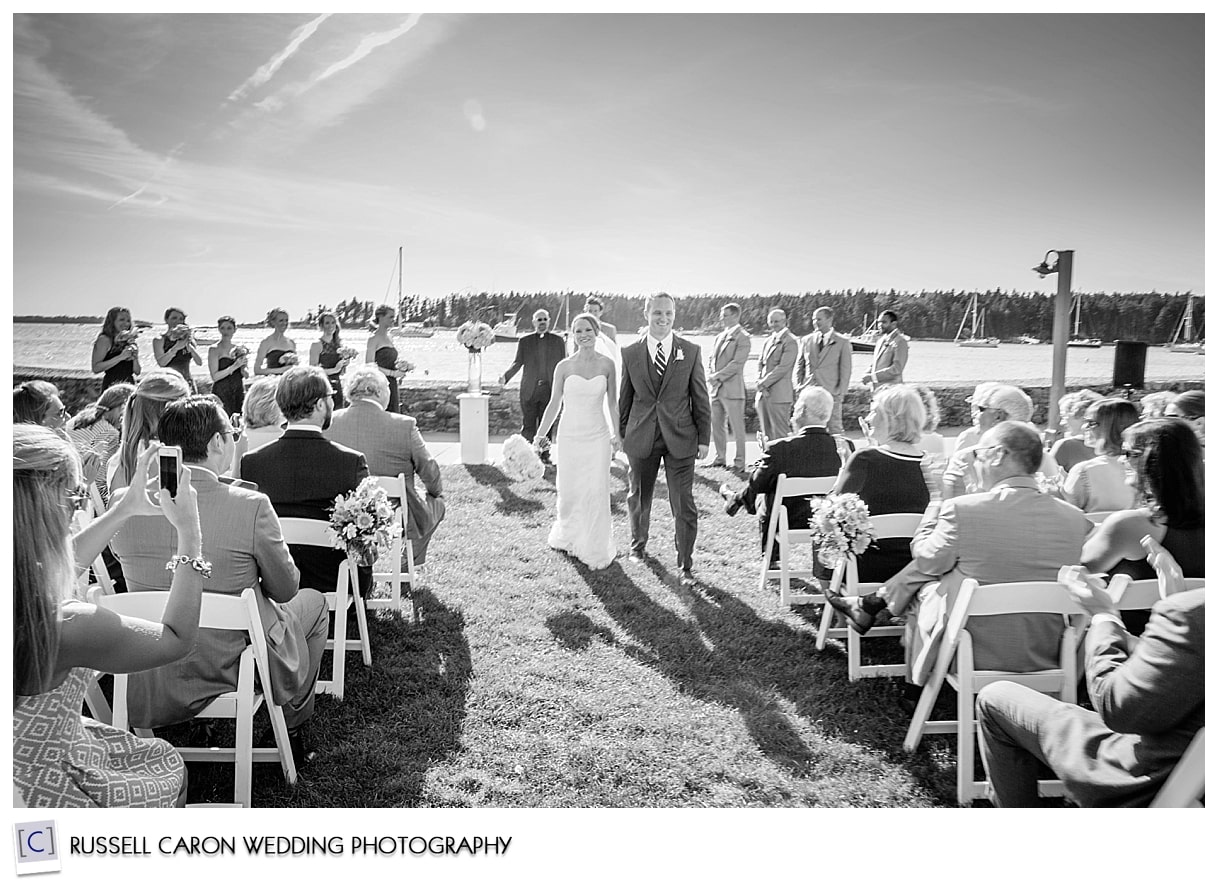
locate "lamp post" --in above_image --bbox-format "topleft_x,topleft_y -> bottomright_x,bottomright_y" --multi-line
1032,250 -> 1074,436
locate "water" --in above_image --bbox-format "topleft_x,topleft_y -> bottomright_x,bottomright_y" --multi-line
13,323 -> 1205,387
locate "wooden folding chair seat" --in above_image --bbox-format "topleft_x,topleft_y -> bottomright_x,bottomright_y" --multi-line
98,588 -> 297,808
1150,727 -> 1205,808
367,474 -> 417,616
815,512 -> 924,679
758,474 -> 838,606
278,518 -> 370,701
902,579 -> 1085,805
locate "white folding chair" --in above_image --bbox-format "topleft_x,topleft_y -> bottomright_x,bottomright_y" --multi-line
367,474 -> 417,615
1150,727 -> 1205,808
758,474 -> 838,605
815,512 -> 924,680
1084,510 -> 1117,526
278,518 -> 370,701
902,579 -> 1085,805
98,588 -> 297,808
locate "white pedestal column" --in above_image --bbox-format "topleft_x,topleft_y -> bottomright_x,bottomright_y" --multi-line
458,393 -> 489,464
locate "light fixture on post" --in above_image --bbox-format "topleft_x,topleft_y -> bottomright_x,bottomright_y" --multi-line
1033,250 -> 1074,438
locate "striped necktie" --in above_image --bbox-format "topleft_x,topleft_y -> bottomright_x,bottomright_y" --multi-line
654,340 -> 667,379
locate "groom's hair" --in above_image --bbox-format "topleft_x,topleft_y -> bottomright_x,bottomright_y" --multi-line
645,292 -> 675,311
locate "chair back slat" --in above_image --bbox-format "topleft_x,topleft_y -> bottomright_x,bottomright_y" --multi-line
97,589 -> 254,631
278,517 -> 339,549
868,512 -> 924,541
964,581 -> 1082,617
775,474 -> 838,499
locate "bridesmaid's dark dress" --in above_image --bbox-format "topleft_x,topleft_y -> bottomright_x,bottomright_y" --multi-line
160,333 -> 196,391
374,345 -> 400,413
212,354 -> 245,416
98,336 -> 136,389
318,339 -> 345,408
265,349 -> 291,371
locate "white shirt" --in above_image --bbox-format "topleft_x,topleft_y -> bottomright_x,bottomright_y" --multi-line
646,332 -> 674,364
285,423 -> 323,433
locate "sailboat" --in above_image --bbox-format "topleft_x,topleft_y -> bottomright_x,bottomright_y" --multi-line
849,314 -> 884,353
386,247 -> 435,338
955,292 -> 999,348
1066,295 -> 1102,348
492,293 -> 571,343
492,312 -> 519,343
1168,295 -> 1203,353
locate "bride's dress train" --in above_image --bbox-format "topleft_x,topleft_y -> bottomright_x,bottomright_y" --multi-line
548,373 -> 616,569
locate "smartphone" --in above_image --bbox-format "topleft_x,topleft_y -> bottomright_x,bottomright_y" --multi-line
159,445 -> 181,498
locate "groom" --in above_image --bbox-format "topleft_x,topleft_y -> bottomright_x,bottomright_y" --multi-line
619,292 -> 712,585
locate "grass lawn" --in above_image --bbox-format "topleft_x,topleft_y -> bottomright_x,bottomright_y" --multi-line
184,458 -> 964,807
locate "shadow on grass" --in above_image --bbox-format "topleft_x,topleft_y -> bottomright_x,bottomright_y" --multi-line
183,587 -> 472,807
464,463 -> 548,517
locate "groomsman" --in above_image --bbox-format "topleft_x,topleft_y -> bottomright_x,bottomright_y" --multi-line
794,306 -> 852,435
862,309 -> 909,388
706,303 -> 750,469
754,308 -> 799,448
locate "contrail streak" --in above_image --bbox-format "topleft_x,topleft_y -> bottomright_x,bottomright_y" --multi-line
228,12 -> 333,102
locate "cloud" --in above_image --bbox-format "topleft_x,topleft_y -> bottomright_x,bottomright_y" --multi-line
313,14 -> 422,84
227,13 -> 333,104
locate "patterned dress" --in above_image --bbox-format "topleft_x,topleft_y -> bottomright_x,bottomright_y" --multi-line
14,666 -> 185,808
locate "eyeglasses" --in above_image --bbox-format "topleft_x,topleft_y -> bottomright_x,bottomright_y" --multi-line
971,444 -> 1002,461
1120,447 -> 1144,459
1083,419 -> 1099,429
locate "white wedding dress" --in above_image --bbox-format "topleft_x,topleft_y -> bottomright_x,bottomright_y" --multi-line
548,373 -> 616,569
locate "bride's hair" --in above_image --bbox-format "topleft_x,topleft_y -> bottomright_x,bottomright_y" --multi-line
571,312 -> 601,337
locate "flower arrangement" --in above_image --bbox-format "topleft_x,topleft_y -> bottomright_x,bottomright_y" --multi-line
500,434 -> 545,482
808,493 -> 876,567
337,346 -> 359,362
115,329 -> 141,345
395,357 -> 415,373
166,324 -> 194,343
456,320 -> 495,353
329,477 -> 400,559
231,345 -> 250,360
278,351 -> 300,366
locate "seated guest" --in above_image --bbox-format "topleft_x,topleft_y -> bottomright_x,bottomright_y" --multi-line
951,382 -> 999,451
718,386 -> 841,562
14,380 -> 67,434
942,383 -> 1058,499
1049,388 -> 1104,473
1081,418 -> 1203,581
977,580 -> 1203,807
14,427 -> 204,807
110,396 -> 326,766
241,366 -> 368,593
66,382 -> 134,500
108,368 -> 191,492
232,376 -> 284,479
828,385 -> 937,583
325,365 -> 446,565
913,384 -> 946,455
828,422 -> 1093,688
1137,389 -> 1178,420
1061,398 -> 1139,512
1165,389 -> 1204,443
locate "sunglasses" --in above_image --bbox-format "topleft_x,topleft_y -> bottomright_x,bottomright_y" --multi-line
973,405 -> 997,414
1120,447 -> 1144,459
1083,419 -> 1099,429
971,444 -> 1002,461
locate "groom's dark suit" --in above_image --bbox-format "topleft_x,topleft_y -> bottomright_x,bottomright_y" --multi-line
619,334 -> 712,571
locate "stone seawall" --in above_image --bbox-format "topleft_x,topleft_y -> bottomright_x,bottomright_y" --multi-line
15,366 -> 1203,435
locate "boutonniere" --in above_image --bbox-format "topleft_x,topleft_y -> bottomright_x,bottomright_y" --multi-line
674,347 -> 686,362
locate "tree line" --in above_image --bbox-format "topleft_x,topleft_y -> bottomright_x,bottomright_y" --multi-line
393,289 -> 1203,343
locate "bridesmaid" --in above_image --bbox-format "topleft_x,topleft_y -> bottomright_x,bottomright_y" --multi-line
309,311 -> 350,408
153,306 -> 201,390
208,315 -> 249,416
366,304 -> 402,413
92,306 -> 142,389
254,307 -> 297,375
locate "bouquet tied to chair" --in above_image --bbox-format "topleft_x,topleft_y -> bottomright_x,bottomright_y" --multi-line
329,477 -> 401,567
808,493 -> 876,567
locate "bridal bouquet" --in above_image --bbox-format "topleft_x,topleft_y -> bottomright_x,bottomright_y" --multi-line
329,477 -> 401,562
231,344 -> 250,360
456,320 -> 495,353
115,329 -> 141,346
395,357 -> 415,373
808,493 -> 876,567
500,433 -> 545,482
166,324 -> 195,343
278,351 -> 300,366
337,346 -> 359,362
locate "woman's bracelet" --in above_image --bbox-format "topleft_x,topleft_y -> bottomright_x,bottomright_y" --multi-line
165,554 -> 212,579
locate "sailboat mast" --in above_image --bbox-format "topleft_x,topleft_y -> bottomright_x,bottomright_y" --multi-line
397,246 -> 403,309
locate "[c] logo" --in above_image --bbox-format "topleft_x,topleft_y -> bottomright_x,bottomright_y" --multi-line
12,820 -> 61,876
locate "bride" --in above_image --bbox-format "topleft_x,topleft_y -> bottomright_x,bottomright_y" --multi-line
536,313 -> 621,569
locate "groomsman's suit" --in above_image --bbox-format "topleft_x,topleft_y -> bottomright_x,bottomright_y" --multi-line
503,330 -> 566,443
794,327 -> 853,434
620,333 -> 712,574
754,326 -> 799,445
867,329 -> 909,387
707,322 -> 751,468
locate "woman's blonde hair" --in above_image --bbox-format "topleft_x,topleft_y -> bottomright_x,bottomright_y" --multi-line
873,385 -> 926,444
243,376 -> 284,429
115,368 -> 191,487
14,425 -> 81,695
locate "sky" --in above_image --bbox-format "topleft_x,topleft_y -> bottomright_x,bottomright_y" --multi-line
10,12 -> 1207,323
